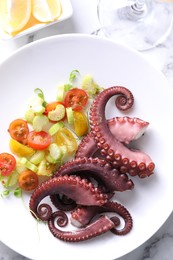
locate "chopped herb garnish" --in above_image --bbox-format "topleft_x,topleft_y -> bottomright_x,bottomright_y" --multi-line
34,88 -> 47,107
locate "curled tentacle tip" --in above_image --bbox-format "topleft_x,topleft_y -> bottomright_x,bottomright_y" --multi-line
37,203 -> 53,221
110,216 -> 121,227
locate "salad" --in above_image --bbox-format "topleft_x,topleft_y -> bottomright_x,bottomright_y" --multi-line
0,70 -> 103,198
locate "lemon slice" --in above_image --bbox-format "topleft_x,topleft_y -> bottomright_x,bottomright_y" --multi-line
0,0 -> 31,34
32,0 -> 62,22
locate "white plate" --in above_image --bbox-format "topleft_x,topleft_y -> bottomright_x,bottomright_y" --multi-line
0,34 -> 173,260
0,0 -> 73,40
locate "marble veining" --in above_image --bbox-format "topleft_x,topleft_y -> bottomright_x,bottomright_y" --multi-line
0,0 -> 173,259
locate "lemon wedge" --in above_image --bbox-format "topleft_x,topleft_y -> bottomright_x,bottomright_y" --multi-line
0,0 -> 31,34
32,0 -> 62,22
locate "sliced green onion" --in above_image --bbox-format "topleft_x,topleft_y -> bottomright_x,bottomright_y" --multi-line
1,187 -> 22,198
48,121 -> 64,136
34,88 -> 47,107
49,143 -> 62,161
13,187 -> 22,198
3,171 -> 19,188
66,107 -> 74,124
56,84 -> 65,101
69,70 -> 79,82
1,189 -> 10,197
30,151 -> 45,165
20,157 -> 38,173
46,154 -> 57,164
25,109 -> 35,124
59,145 -> 68,156
28,96 -> 45,114
33,115 -> 49,132
15,158 -> 27,173
64,84 -> 72,91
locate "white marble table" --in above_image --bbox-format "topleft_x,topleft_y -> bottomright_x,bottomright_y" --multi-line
0,0 -> 173,259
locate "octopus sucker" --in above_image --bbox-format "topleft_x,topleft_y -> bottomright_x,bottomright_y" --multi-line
50,194 -> 77,211
75,116 -> 150,166
89,86 -> 155,177
108,116 -> 149,144
48,213 -> 115,242
53,157 -> 134,192
29,175 -> 108,221
70,201 -> 133,236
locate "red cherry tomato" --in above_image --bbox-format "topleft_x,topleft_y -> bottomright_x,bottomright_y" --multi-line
0,153 -> 16,176
8,119 -> 29,144
64,88 -> 88,111
27,131 -> 51,150
18,170 -> 39,191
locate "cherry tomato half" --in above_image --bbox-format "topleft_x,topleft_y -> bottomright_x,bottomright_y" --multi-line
9,139 -> 35,157
8,119 -> 29,144
27,131 -> 51,150
18,170 -> 39,191
0,153 -> 16,176
64,88 -> 88,111
56,127 -> 78,154
73,111 -> 89,137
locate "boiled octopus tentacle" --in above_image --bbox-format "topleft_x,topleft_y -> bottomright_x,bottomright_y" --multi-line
29,175 -> 108,221
36,203 -> 52,221
50,194 -> 77,211
107,116 -> 149,144
89,86 -> 155,178
71,205 -> 104,227
75,116 -> 149,158
51,210 -> 69,227
53,157 -> 134,192
71,201 -> 132,235
75,131 -> 97,158
48,213 -> 115,242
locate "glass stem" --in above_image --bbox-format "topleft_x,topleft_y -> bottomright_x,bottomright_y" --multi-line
129,0 -> 147,18
133,0 -> 145,10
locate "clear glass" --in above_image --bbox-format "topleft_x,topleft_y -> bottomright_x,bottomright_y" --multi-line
97,0 -> 173,51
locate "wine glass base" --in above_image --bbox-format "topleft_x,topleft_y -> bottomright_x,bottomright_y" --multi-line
98,0 -> 173,51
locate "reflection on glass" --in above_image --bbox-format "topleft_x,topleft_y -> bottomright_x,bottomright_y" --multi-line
97,0 -> 173,51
